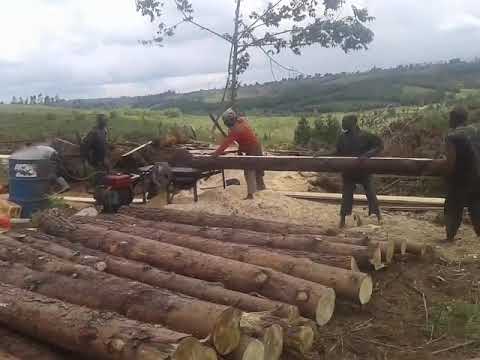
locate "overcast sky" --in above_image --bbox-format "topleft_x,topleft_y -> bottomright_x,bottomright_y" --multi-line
1,0 -> 480,102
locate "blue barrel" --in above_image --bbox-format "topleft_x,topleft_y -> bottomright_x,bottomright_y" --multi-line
9,146 -> 56,218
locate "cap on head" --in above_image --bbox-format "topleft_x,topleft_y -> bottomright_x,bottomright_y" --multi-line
449,106 -> 468,129
222,108 -> 237,128
342,114 -> 358,132
96,113 -> 108,128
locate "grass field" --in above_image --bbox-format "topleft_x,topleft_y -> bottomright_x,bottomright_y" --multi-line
0,103 -> 466,151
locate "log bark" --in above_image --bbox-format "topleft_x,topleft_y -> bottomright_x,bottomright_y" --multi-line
73,218 -> 372,304
0,282 -> 214,360
0,238 -> 240,354
18,233 -> 299,320
0,328 -> 67,360
120,207 -> 337,236
176,155 -> 448,177
39,212 -> 336,325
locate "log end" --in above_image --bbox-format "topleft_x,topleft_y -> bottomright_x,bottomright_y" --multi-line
384,240 -> 395,264
358,275 -> 373,305
350,257 -> 360,273
212,307 -> 242,356
285,325 -> 315,355
315,288 -> 336,326
263,324 -> 283,360
369,244 -> 384,271
239,338 -> 265,360
173,337 -> 217,360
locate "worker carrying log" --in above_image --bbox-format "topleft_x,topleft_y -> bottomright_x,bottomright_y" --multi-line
445,106 -> 480,241
213,108 -> 266,199
336,114 -> 384,228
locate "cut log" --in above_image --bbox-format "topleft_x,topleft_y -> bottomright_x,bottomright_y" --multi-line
120,207 -> 337,236
394,239 -> 408,255
0,327 -> 67,360
39,212 -> 336,325
262,325 -> 283,360
18,233 -> 299,320
371,240 -> 395,264
403,240 -> 427,256
74,218 -> 372,304
175,154 -> 448,176
240,312 -> 314,356
226,336 -> 264,360
0,282 -> 214,360
0,238 -> 240,354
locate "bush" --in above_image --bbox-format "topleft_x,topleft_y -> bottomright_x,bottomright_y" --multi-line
310,115 -> 341,147
163,108 -> 182,118
294,117 -> 311,146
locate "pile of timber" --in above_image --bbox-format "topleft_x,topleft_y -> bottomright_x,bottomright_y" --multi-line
0,208 -> 426,360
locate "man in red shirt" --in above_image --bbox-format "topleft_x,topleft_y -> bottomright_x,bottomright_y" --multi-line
213,109 -> 265,199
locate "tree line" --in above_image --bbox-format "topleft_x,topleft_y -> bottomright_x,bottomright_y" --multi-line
10,94 -> 64,105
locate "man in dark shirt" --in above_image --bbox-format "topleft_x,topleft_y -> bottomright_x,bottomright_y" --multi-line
336,115 -> 384,228
444,106 -> 480,241
82,114 -> 109,171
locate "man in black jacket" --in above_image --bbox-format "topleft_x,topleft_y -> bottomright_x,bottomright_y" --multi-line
336,115 -> 384,228
444,106 -> 480,241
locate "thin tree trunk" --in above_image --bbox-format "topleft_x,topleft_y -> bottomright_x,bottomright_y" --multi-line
39,212 -> 336,325
120,207 -> 336,236
19,233 -> 299,320
229,0 -> 242,105
0,328 -> 67,360
78,219 -> 372,304
0,237 -> 240,354
0,283 -> 213,360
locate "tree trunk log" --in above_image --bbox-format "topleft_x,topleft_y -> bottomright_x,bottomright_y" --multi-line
240,312 -> 315,356
19,233 -> 299,320
0,237 -> 240,354
370,240 -> 395,264
39,212 -> 336,325
120,207 -> 336,236
74,218 -> 372,304
0,327 -> 67,360
0,282 -> 214,360
226,336 -> 264,360
176,155 -> 448,176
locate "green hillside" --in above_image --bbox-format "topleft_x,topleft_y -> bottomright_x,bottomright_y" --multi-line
60,60 -> 480,114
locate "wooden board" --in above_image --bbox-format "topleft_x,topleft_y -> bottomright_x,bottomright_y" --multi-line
280,191 -> 445,208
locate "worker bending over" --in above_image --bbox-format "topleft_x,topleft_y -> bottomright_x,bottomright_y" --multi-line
336,114 -> 383,228
444,106 -> 480,241
213,108 -> 266,199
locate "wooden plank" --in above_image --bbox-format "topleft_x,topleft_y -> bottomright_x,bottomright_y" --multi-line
179,155 -> 448,176
61,196 -> 144,204
280,191 -> 445,207
0,155 -> 10,160
122,141 -> 153,158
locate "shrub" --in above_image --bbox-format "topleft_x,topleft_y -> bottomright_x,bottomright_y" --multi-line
310,115 -> 340,146
163,108 -> 182,118
294,117 -> 311,146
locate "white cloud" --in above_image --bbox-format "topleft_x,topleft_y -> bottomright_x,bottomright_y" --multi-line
1,0 -> 480,102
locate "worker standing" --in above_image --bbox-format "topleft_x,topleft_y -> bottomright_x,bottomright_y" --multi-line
444,106 -> 480,241
336,115 -> 383,228
81,114 -> 110,184
212,108 -> 266,199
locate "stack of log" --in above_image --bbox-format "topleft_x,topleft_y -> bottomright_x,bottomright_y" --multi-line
0,207 -> 426,360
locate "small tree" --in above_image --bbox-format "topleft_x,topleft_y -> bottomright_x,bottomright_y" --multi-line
11,96 -> 17,104
135,0 -> 374,106
294,116 -> 311,146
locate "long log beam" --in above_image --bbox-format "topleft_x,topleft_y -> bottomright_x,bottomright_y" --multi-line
176,155 -> 448,176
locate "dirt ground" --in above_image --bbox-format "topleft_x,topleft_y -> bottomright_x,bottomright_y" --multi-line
165,170 -> 480,360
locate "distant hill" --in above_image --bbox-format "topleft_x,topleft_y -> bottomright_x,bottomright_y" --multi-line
59,60 -> 480,114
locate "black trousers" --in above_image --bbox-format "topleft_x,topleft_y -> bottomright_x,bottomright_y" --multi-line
341,175 -> 380,218
444,185 -> 480,240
